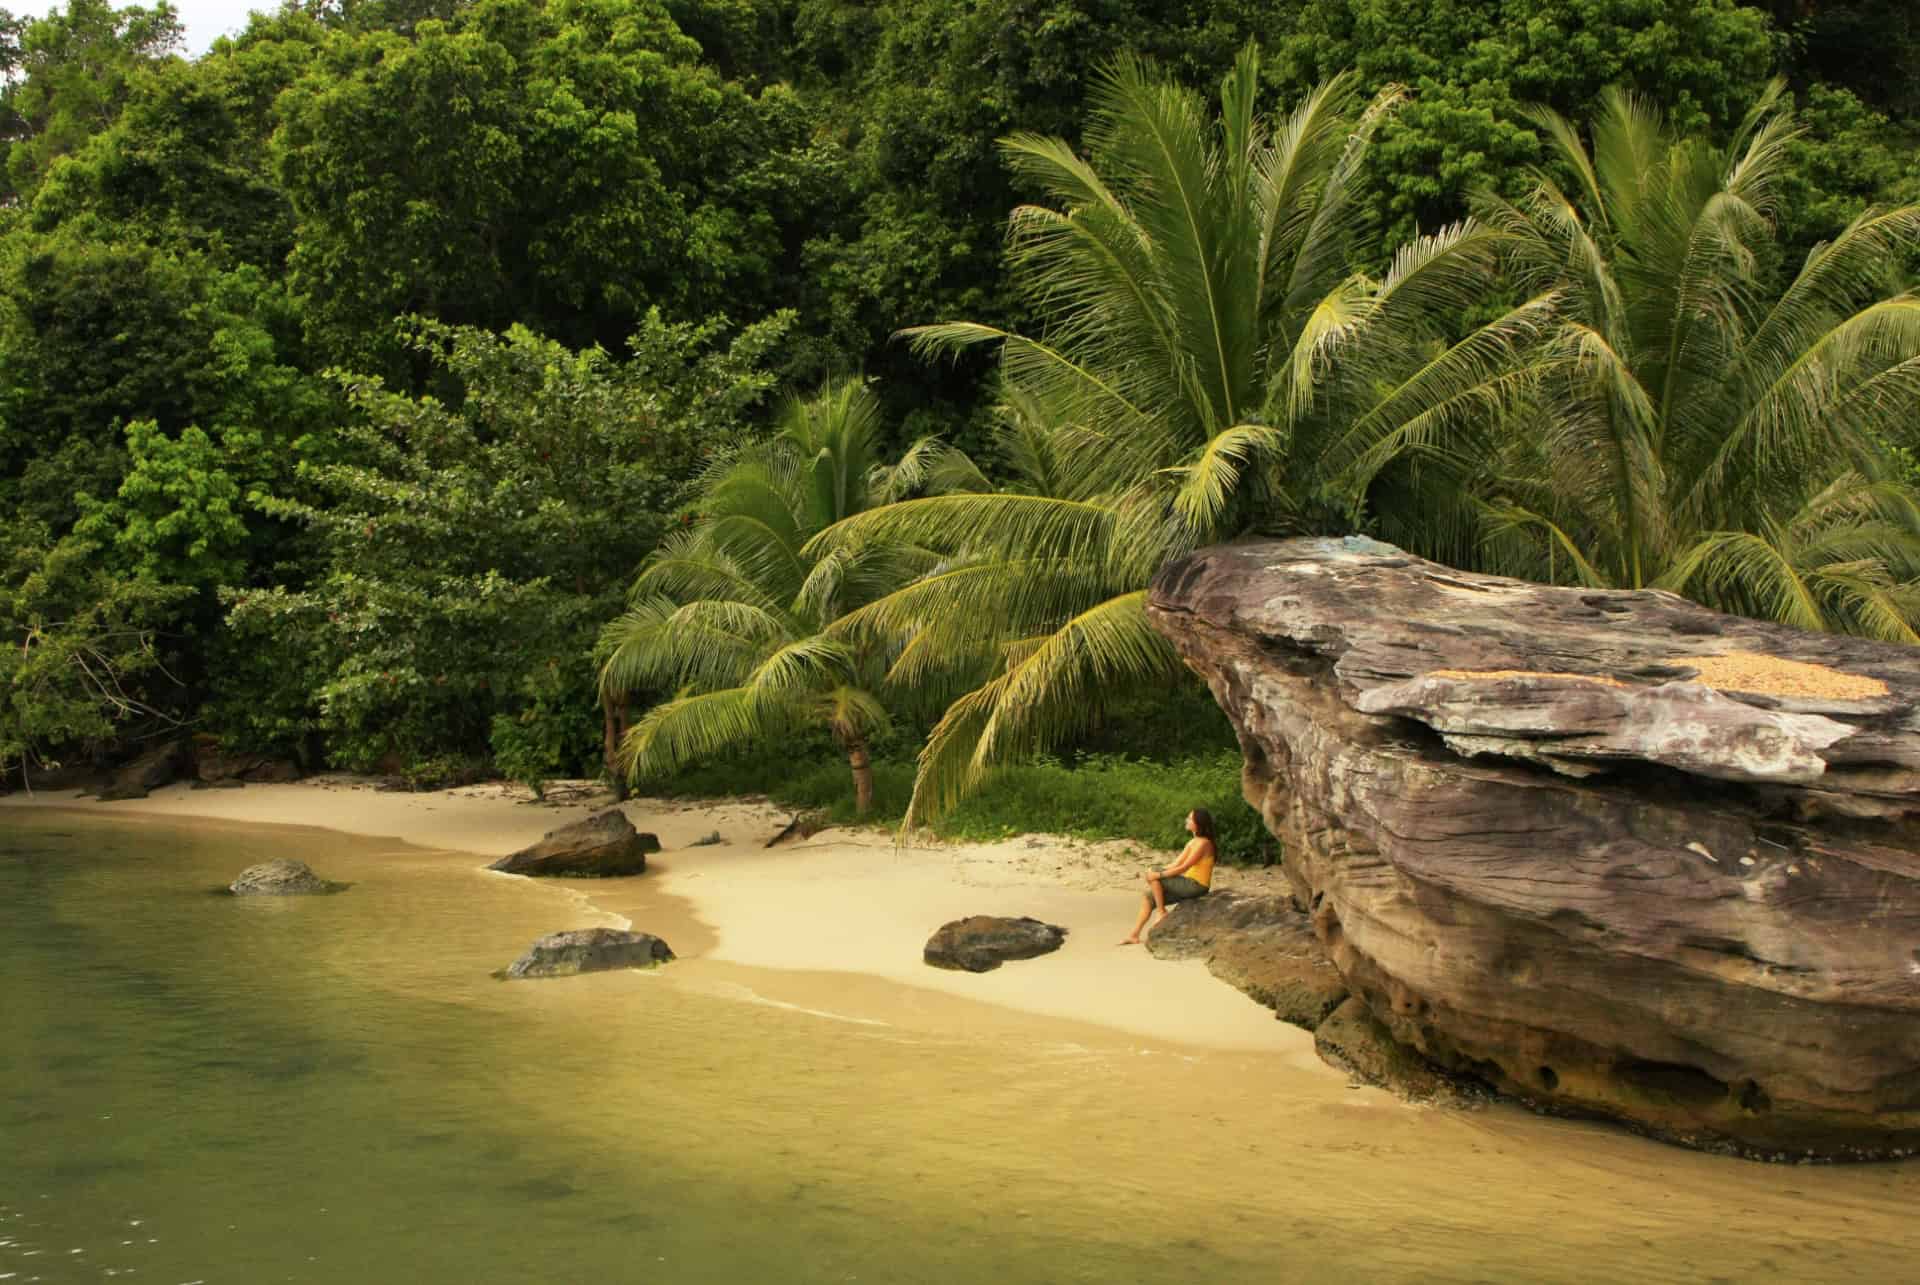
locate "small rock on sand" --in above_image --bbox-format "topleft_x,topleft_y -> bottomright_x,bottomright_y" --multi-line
923,915 -> 1067,972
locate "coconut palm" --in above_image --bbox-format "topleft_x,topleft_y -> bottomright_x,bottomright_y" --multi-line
1470,84 -> 1920,639
597,380 -> 977,813
806,45 -> 1556,827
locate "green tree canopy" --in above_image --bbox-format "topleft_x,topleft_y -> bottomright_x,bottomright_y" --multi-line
271,0 -> 821,369
0,0 -> 182,202
222,311 -> 792,771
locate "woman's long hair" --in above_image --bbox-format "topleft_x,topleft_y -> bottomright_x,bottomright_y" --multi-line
1188,808 -> 1216,840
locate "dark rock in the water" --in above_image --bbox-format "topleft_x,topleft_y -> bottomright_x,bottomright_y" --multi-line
230,859 -> 344,895
923,916 -> 1067,972
487,810 -> 660,877
1147,536 -> 1920,1159
1147,891 -> 1349,1030
502,927 -> 674,978
97,740 -> 188,801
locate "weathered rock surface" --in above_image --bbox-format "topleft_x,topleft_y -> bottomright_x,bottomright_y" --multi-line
1147,536 -> 1920,1159
1312,998 -> 1457,1100
1146,891 -> 1350,1030
230,859 -> 344,895
487,810 -> 660,877
195,747 -> 302,786
502,927 -> 674,978
923,916 -> 1068,972
97,740 -> 188,801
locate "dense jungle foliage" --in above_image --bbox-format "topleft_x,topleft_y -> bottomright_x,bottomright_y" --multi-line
6,0 -> 1920,854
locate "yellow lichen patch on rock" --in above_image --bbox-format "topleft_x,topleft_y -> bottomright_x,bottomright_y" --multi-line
1426,668 -> 1627,688
1683,652 -> 1888,700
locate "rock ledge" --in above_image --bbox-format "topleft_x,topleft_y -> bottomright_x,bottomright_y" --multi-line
1148,536 -> 1920,1159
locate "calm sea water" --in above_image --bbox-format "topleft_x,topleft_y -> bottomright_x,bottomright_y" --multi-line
5,810 -> 1920,1284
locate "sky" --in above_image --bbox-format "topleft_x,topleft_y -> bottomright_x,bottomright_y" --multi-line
27,0 -> 266,56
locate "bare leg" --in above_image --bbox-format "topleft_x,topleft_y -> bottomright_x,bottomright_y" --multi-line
1120,892 -> 1154,944
1149,874 -> 1170,926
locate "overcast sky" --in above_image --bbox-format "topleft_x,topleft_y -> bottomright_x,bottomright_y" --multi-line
27,0 -> 266,56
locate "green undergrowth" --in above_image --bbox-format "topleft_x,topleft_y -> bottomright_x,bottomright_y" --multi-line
649,747 -> 1278,865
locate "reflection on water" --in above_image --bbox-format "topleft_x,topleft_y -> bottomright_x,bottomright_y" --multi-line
3,811 -> 1919,1284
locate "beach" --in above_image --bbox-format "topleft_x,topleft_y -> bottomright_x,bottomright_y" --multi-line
0,776 -> 1311,1058
15,779 -> 1920,1285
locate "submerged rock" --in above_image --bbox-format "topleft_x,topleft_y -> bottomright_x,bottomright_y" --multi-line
487,810 -> 660,877
230,859 -> 344,895
1147,891 -> 1349,1031
1147,536 -> 1920,1159
502,927 -> 674,978
923,916 -> 1067,972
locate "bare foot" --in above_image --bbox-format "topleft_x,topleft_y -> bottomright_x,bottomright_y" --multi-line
1152,911 -> 1170,926
1118,936 -> 1141,946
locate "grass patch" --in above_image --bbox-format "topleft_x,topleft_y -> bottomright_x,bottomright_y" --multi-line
648,746 -> 1277,865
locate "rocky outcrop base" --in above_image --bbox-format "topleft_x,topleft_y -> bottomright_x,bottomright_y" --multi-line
1146,891 -> 1350,1030
923,916 -> 1067,972
502,928 -> 674,978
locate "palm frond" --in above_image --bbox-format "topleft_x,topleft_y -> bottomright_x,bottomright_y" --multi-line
618,686 -> 798,782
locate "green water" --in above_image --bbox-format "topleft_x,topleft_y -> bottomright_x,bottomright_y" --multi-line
5,811 -> 1920,1284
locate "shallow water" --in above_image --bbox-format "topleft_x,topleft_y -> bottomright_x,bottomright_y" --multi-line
4,811 -> 1919,1284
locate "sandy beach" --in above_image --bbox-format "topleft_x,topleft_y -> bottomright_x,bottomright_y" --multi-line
0,776 -> 1315,1059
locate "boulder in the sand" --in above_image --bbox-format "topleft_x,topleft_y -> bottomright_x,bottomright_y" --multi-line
923,916 -> 1067,972
1147,891 -> 1349,1030
487,809 -> 660,877
1148,536 -> 1920,1158
502,927 -> 674,978
195,747 -> 302,786
230,858 -> 345,895
97,740 -> 188,801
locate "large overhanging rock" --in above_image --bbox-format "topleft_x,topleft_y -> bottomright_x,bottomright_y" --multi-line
1147,536 -> 1920,1160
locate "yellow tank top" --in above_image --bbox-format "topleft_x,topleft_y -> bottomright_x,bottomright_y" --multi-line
1185,840 -> 1215,888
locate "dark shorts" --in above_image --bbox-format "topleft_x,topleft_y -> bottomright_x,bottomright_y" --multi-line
1150,875 -> 1209,904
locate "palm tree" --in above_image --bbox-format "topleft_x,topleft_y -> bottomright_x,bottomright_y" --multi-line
597,380 -> 978,813
805,45 -> 1555,827
1470,84 -> 1920,639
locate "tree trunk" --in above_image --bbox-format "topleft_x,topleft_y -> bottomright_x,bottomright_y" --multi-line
845,735 -> 873,816
604,694 -> 630,803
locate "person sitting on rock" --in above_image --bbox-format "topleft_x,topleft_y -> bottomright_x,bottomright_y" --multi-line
1120,808 -> 1216,944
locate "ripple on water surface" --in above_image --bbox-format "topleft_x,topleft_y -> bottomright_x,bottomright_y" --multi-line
3,811 -> 1920,1284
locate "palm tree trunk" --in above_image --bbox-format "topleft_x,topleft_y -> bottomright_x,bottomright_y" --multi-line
604,694 -> 630,802
845,735 -> 874,815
